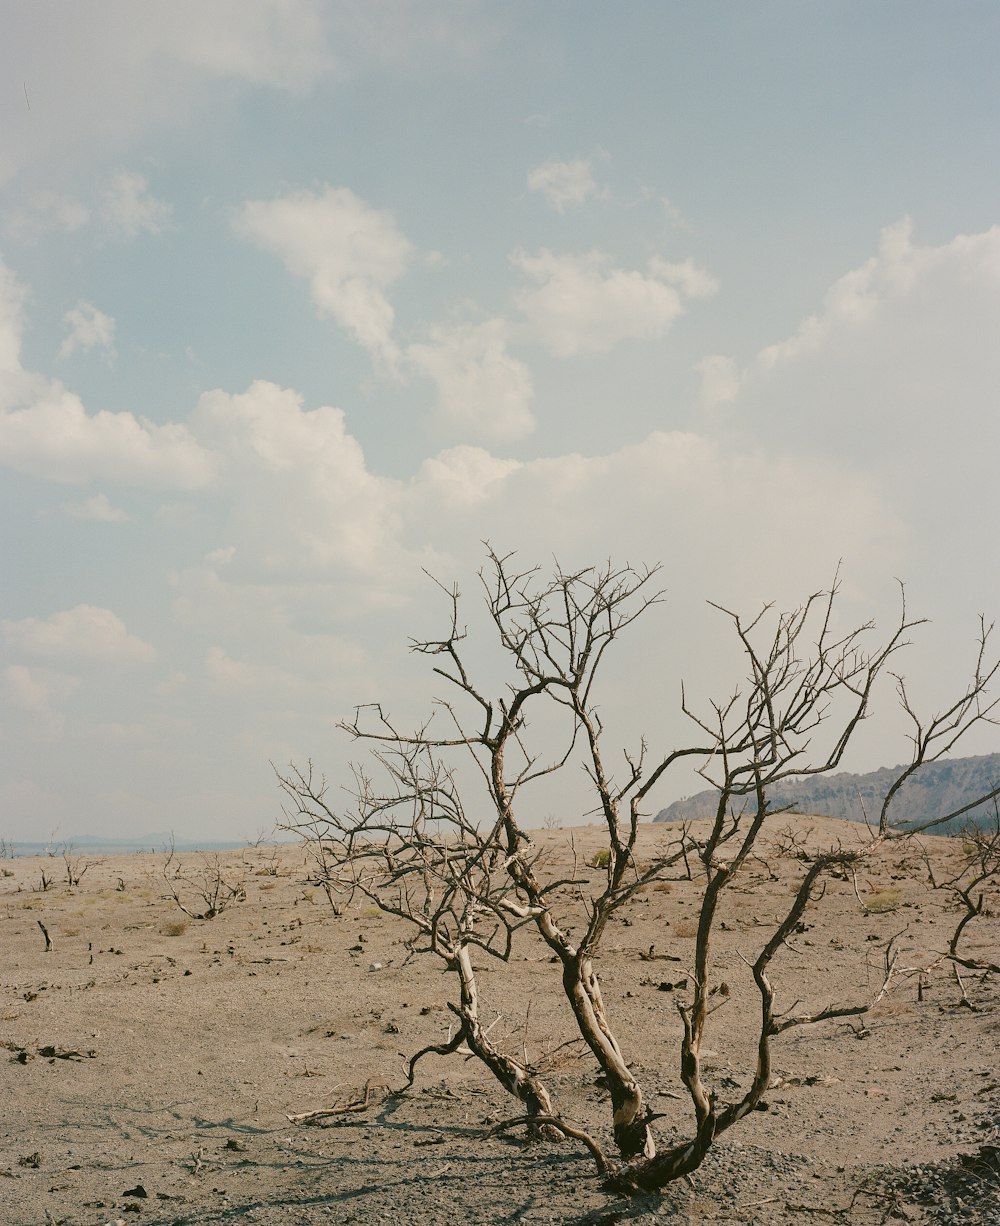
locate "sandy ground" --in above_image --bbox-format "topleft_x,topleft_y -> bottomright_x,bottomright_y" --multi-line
1,818 -> 998,1226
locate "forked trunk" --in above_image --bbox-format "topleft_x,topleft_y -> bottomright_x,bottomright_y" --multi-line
455,947 -> 556,1127
564,953 -> 654,1161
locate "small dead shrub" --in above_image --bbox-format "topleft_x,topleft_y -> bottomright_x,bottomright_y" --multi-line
161,919 -> 188,937
163,841 -> 248,920
62,846 -> 94,888
253,847 -> 281,876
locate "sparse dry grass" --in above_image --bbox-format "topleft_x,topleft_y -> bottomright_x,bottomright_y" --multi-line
865,888 -> 903,914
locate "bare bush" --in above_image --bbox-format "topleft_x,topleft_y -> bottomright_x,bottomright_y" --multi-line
162,840 -> 248,920
61,845 -> 94,888
919,809 -> 1000,1005
251,848 -> 281,877
278,549 -> 999,1194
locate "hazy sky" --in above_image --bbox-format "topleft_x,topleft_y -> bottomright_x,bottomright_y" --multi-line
3,2 -> 1000,842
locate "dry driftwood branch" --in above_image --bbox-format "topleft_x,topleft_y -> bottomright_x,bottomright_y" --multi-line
287,1079 -> 387,1123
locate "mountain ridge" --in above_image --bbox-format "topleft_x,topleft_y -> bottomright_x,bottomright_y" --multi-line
653,751 -> 1000,831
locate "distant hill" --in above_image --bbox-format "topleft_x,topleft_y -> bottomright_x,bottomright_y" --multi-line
3,832 -> 260,857
653,752 -> 1000,832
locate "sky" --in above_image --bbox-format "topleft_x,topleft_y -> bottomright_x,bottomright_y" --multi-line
2,2 -> 1000,843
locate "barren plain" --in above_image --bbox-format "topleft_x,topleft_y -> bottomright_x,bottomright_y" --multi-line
2,818 -> 998,1226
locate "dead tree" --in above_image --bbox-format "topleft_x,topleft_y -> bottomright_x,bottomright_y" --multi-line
946,815 -> 1000,977
162,840 -> 248,920
279,550 -> 999,1193
920,809 -> 1000,1002
62,845 -> 93,888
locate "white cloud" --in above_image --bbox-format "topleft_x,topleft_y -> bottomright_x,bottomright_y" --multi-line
4,664 -> 79,738
4,191 -> 91,241
5,181 -> 167,246
59,301 -> 117,361
680,218 -> 1000,718
204,635 -> 367,701
711,218 -> 1000,462
166,389 -> 904,769
205,645 -> 304,693
750,217 -> 977,375
100,170 -> 171,238
416,445 -> 521,507
512,248 -> 716,357
695,354 -> 741,406
0,3 -> 339,184
5,663 -> 70,712
404,430 -> 905,625
0,270 -> 27,394
65,493 -> 130,522
2,2 -> 497,189
407,319 -> 535,440
0,385 -> 214,488
527,158 -> 600,212
661,196 -> 692,232
0,259 -> 27,380
234,186 -> 414,365
192,380 -> 405,574
170,0 -> 333,88
0,262 -> 214,487
3,605 -> 156,663
648,257 -> 718,300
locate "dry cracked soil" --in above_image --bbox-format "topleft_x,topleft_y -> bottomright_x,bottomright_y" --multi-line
2,817 -> 998,1226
